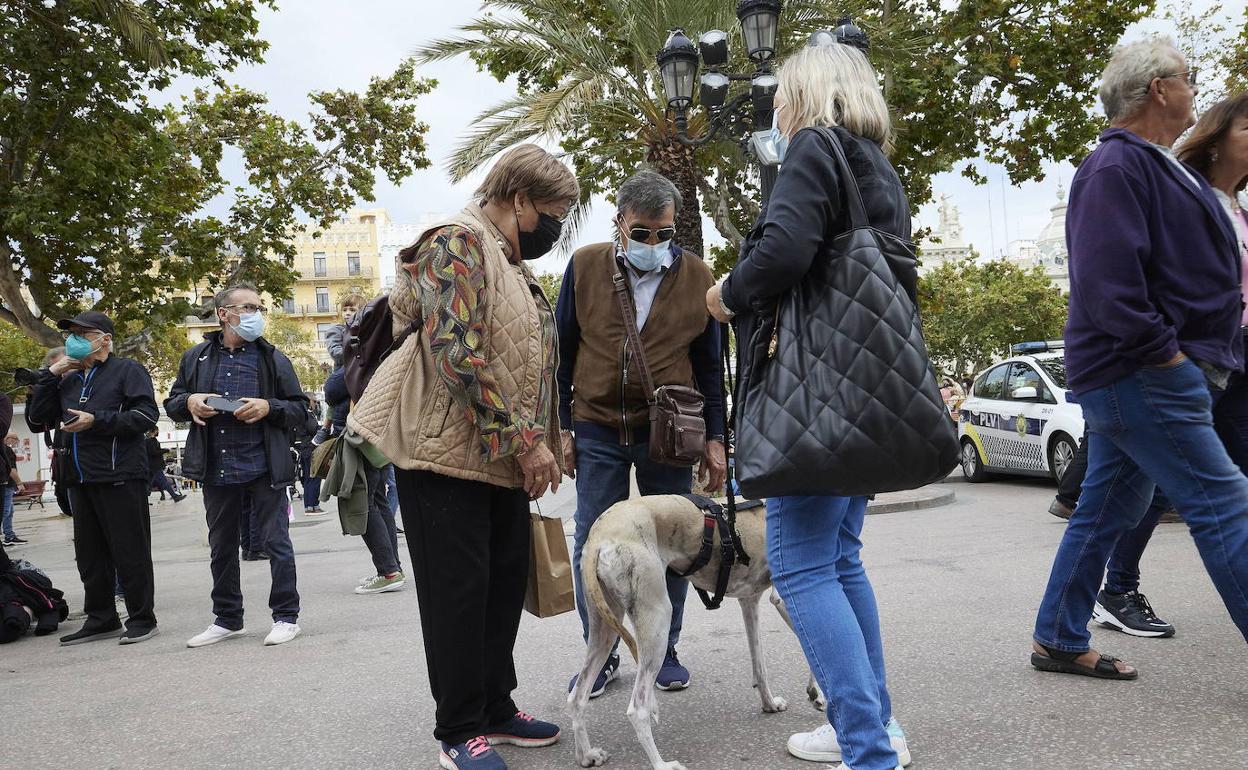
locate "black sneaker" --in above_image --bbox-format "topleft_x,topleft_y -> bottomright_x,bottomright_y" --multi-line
567,654 -> 621,699
4,535 -> 28,544
1093,590 -> 1176,638
59,619 -> 124,646
119,626 -> 160,645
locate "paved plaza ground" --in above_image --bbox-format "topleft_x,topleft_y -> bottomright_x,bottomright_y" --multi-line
0,475 -> 1244,769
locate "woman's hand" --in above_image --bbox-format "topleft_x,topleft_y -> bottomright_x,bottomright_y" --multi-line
707,282 -> 733,323
517,441 -> 561,500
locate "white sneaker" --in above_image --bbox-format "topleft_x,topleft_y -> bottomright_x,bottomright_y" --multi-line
786,719 -> 911,767
187,624 -> 247,648
263,621 -> 301,646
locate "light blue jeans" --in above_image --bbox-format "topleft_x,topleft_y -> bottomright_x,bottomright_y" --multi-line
767,494 -> 898,770
2,484 -> 14,539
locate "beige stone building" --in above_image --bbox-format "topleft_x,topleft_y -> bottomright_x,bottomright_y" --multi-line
184,208 -> 388,363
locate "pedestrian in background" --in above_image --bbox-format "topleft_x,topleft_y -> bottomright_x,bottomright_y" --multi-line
708,42 -> 912,770
325,293 -> 367,368
1031,39 -> 1248,681
297,391 -> 323,514
1,433 -> 22,544
146,428 -> 185,503
350,143 -> 576,770
32,347 -> 75,518
166,283 -> 309,648
26,310 -> 161,646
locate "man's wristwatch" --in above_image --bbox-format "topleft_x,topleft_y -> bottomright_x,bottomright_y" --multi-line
707,434 -> 725,443
715,277 -> 735,319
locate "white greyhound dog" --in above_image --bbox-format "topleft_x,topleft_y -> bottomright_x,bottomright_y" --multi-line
568,494 -> 825,770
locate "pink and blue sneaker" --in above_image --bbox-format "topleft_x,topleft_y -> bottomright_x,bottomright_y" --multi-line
439,736 -> 506,770
484,711 -> 561,747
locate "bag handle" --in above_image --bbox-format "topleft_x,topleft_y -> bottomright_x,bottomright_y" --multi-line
810,126 -> 869,232
612,271 -> 658,404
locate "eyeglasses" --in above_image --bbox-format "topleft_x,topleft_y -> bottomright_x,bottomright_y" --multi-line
1161,68 -> 1199,91
59,330 -> 103,341
222,303 -> 268,314
618,220 -> 676,244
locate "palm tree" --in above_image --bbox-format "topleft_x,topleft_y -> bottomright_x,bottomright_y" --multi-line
416,0 -> 845,256
89,0 -> 168,68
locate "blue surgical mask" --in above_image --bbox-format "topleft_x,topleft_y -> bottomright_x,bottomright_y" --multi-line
65,333 -> 101,360
769,107 -> 789,163
624,238 -> 672,272
231,312 -> 266,342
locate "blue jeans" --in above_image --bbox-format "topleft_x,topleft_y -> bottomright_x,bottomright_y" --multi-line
1035,361 -> 1248,651
1103,492 -> 1170,595
767,495 -> 898,770
300,454 -> 321,510
572,436 -> 691,649
385,464 -> 399,518
2,485 -> 14,539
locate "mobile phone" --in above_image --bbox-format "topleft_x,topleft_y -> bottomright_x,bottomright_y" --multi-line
205,396 -> 247,413
62,412 -> 80,426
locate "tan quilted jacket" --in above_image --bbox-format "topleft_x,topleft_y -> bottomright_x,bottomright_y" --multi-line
348,204 -> 563,488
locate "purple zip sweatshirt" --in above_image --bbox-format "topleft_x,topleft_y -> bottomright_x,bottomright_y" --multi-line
1064,128 -> 1243,394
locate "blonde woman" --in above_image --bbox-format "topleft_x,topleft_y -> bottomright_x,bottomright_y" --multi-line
708,42 -> 911,770
350,144 -> 577,770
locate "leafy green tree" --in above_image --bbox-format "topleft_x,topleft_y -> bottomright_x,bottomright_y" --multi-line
0,322 -> 48,401
535,272 -> 563,308
265,314 -> 325,392
1,1 -> 434,352
422,0 -> 1154,273
917,257 -> 1068,379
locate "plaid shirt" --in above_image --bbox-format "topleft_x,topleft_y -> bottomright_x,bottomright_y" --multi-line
206,343 -> 267,485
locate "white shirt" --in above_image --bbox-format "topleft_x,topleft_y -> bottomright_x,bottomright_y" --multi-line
1150,141 -> 1201,189
622,245 -> 677,330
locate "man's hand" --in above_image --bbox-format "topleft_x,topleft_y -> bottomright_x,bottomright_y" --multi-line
186,393 -> 222,426
234,398 -> 270,425
706,283 -> 733,323
49,357 -> 85,377
560,429 -> 576,479
699,439 -> 728,495
61,409 -> 95,434
517,440 -> 561,500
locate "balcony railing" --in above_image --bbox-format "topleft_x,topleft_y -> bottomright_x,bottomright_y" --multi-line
300,265 -> 374,281
276,303 -> 337,317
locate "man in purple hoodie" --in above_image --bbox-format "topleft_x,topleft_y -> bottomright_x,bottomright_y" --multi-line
1031,38 -> 1248,679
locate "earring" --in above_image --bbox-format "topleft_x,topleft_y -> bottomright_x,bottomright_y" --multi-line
1212,147 -> 1220,162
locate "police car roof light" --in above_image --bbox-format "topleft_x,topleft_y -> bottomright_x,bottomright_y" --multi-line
1011,340 -> 1065,354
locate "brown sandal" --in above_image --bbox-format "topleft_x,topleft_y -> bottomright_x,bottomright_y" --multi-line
1030,643 -> 1137,680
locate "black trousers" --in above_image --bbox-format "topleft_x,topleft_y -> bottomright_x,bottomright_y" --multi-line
203,476 -> 300,629
361,463 -> 401,576
68,480 -> 156,631
1055,436 -> 1089,508
396,468 -> 529,745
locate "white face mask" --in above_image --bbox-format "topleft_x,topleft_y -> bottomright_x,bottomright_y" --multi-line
768,106 -> 790,163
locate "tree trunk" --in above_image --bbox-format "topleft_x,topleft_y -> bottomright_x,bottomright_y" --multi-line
648,140 -> 704,257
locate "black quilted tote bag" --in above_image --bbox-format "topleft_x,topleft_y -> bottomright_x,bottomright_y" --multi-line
736,128 -> 959,499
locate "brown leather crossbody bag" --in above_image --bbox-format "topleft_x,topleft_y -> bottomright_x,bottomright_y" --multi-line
612,272 -> 705,467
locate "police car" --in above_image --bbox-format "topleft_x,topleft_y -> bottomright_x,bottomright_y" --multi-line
958,342 -> 1084,483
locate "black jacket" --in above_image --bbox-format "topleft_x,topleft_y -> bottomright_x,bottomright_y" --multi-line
722,126 -> 912,388
25,355 -> 159,485
164,332 -> 310,488
0,546 -> 68,640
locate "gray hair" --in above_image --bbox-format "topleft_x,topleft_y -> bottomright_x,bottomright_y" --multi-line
617,171 -> 682,219
1099,38 -> 1186,122
213,281 -> 260,311
42,346 -> 65,367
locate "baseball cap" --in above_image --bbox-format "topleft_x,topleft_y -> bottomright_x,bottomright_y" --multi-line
56,310 -> 115,336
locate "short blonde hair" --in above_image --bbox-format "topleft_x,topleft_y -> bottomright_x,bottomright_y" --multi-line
776,43 -> 891,148
475,144 -> 579,207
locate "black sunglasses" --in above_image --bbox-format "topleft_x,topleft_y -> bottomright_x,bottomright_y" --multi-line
618,218 -> 676,244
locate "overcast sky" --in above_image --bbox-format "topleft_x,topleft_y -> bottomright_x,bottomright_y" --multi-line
213,0 -> 1245,277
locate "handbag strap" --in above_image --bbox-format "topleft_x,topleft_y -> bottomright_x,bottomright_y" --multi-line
810,126 -> 870,232
612,271 -> 658,403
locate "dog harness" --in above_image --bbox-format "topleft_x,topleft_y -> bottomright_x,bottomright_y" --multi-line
670,493 -> 758,610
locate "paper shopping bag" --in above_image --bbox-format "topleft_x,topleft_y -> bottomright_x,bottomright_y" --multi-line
524,512 -> 575,618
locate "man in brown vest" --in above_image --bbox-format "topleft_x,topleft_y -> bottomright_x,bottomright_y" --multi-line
555,170 -> 727,697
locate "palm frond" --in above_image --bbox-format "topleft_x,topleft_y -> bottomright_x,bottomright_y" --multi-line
89,0 -> 168,68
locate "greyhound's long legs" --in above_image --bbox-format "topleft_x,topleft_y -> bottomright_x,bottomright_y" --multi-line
571,588 -> 623,767
626,587 -> 686,770
740,593 -> 787,713
770,588 -> 826,711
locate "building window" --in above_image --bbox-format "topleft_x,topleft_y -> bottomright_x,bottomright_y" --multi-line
314,253 -> 327,277
315,287 -> 330,312
282,298 -> 296,314
317,323 -> 333,342
347,251 -> 360,276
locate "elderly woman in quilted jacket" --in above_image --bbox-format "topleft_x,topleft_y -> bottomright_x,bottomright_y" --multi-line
707,43 -> 912,770
349,144 -> 577,770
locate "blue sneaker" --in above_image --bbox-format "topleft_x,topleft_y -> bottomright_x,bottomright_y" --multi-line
439,736 -> 506,770
485,711 -> 561,747
655,646 -> 690,690
567,653 -> 621,699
